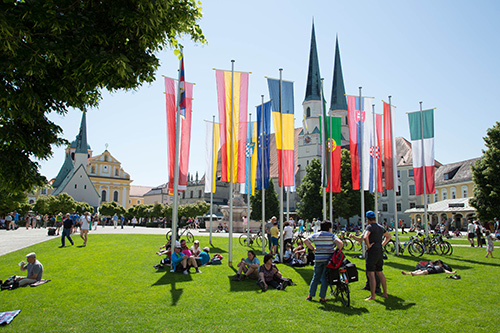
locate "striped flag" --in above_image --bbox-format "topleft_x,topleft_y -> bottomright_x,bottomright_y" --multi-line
383,102 -> 394,190
215,70 -> 249,183
320,115 -> 342,192
240,121 -> 257,195
408,109 -> 435,195
368,113 -> 383,193
267,78 -> 295,187
179,55 -> 186,117
256,101 -> 271,190
204,121 -> 220,193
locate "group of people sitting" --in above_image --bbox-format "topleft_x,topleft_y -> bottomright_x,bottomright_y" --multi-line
155,239 -> 210,274
232,250 -> 293,291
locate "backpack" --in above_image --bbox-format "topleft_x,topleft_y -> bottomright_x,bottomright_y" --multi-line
1,276 -> 19,291
326,249 -> 345,270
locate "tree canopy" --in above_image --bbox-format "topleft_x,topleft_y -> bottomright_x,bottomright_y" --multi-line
0,0 -> 206,193
250,180 -> 280,222
470,121 -> 500,220
296,158 -> 323,220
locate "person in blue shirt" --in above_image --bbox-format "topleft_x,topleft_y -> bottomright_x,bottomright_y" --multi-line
197,247 -> 211,266
232,250 -> 260,281
170,241 -> 201,275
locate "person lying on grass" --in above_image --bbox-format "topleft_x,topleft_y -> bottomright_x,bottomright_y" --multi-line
257,254 -> 291,291
232,250 -> 260,281
170,241 -> 201,275
401,260 -> 456,276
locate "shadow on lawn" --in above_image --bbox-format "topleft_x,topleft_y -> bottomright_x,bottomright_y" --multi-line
209,246 -> 227,254
374,294 -> 416,311
227,275 -> 261,292
319,302 -> 369,315
293,266 -> 314,284
152,271 -> 193,305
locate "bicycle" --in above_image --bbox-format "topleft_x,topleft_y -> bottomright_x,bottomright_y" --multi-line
384,236 -> 425,257
166,225 -> 194,243
336,231 -> 354,251
239,230 -> 267,248
328,264 -> 351,307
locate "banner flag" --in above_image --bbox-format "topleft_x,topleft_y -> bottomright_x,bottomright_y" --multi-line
250,122 -> 258,195
367,113 -> 383,193
347,95 -> 374,190
320,115 -> 342,192
241,121 -> 257,195
268,78 -> 295,187
256,101 -> 271,190
383,102 -> 394,190
408,109 -> 435,195
179,56 -> 186,118
375,113 -> 383,193
204,121 -> 220,193
216,70 -> 249,183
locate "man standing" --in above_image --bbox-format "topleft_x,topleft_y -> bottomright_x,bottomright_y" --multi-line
16,252 -> 43,286
61,213 -> 74,247
113,213 -> 118,229
5,212 -> 13,231
305,220 -> 343,302
120,215 -> 125,229
364,210 -> 391,301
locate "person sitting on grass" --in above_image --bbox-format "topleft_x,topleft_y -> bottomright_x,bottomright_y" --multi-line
190,240 -> 202,257
257,254 -> 291,291
170,241 -> 201,275
154,241 -> 171,269
196,247 -> 211,267
283,243 -> 293,264
16,252 -> 43,287
401,260 -> 456,276
232,250 -> 260,281
293,239 -> 306,260
180,239 -> 192,257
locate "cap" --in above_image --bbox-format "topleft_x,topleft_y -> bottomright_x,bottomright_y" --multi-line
366,211 -> 376,219
202,247 -> 210,252
174,241 -> 181,248
26,252 -> 36,258
194,240 -> 199,244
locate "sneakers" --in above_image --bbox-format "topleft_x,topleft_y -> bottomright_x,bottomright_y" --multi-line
196,269 -> 202,274
170,269 -> 175,273
238,274 -> 246,281
258,280 -> 267,291
319,298 -> 327,303
306,295 -> 313,301
183,270 -> 189,275
153,264 -> 162,269
232,274 -> 241,281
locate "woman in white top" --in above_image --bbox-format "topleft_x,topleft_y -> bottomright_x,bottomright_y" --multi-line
467,220 -> 475,247
80,212 -> 91,247
283,221 -> 294,247
190,240 -> 202,256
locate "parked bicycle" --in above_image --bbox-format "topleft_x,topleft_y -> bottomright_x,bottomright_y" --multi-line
166,225 -> 194,243
384,236 -> 425,257
239,230 -> 267,247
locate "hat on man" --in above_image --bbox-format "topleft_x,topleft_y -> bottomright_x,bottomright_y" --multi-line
26,252 -> 36,258
174,241 -> 181,248
366,211 -> 376,219
202,247 -> 210,252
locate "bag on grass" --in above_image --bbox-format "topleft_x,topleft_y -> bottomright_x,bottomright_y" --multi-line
1,276 -> 19,291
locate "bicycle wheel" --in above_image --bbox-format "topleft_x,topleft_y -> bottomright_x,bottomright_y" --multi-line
353,240 -> 363,252
408,241 -> 424,257
343,238 -> 354,251
434,243 -> 446,256
239,234 -> 249,247
186,232 -> 194,243
444,241 -> 453,255
166,231 -> 172,241
339,282 -> 350,307
384,240 -> 396,254
257,235 -> 267,248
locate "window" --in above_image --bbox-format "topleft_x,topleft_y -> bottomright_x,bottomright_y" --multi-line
101,190 -> 107,202
434,193 -> 438,202
71,152 -> 75,160
113,191 -> 119,202
408,169 -> 414,177
462,186 -> 468,198
199,190 -> 202,198
182,192 -> 185,199
306,107 -> 311,118
129,200 -> 131,204
91,166 -> 95,174
382,204 -> 388,212
104,155 -> 108,162
427,195 -> 431,204
137,200 -> 141,204
382,189 -> 387,197
450,187 -> 456,199
190,191 -> 193,198
396,186 -> 401,196
442,189 -> 447,200
41,188 -> 47,195
115,169 -> 119,176
409,202 -> 416,209
397,170 -> 401,178
409,184 -> 415,196
75,184 -> 77,189
306,160 -> 309,166
84,185 -> 87,189
397,203 -> 402,212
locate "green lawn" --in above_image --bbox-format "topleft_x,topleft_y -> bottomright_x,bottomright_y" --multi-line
1,234 -> 499,332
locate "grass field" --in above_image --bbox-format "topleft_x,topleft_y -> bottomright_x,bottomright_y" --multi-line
0,234 -> 498,332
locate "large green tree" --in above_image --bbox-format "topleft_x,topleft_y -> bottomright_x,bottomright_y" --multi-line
99,201 -> 125,216
0,190 -> 27,215
0,0 -> 206,193
250,180 -> 280,221
470,122 -> 500,220
297,158 -> 322,220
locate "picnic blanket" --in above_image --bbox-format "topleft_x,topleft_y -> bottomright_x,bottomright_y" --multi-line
29,279 -> 50,287
0,310 -> 21,325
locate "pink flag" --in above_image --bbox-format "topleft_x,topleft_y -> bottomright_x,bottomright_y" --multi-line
383,102 -> 394,190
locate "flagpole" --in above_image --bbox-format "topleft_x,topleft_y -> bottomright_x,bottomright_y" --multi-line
171,47 -> 183,248
321,78 -> 327,221
247,112 -> 252,245
359,87 -> 366,256
209,115 -> 215,246
420,101 -> 428,237
389,96 -> 399,255
228,60 -> 235,267
260,95 -> 266,255
279,68 -> 284,262
372,104 -> 378,225
329,115 -> 333,221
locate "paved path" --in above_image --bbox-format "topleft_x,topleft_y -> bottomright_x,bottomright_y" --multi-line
0,226 -> 244,257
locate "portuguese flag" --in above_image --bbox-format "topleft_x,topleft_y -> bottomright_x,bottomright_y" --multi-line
320,115 -> 342,192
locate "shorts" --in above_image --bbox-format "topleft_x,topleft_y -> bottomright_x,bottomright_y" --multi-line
468,232 -> 475,238
271,237 -> 279,247
425,265 -> 444,274
365,249 -> 383,272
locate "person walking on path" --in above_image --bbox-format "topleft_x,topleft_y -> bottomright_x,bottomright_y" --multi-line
304,220 -> 343,303
60,213 -> 74,247
132,216 -> 137,228
467,219 -> 475,247
120,215 -> 125,229
364,211 -> 391,301
80,212 -> 90,246
113,213 -> 118,229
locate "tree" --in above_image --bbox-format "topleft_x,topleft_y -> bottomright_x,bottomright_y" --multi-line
0,0 -> 206,194
470,122 -> 500,220
0,190 -> 27,215
49,193 -> 77,215
99,202 -> 125,216
331,149 -> 374,221
75,202 -> 94,215
297,158 -> 323,220
33,195 -> 51,215
250,180 -> 280,221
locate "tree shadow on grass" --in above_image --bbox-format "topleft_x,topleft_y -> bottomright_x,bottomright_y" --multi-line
318,301 -> 369,315
292,266 -> 314,285
374,294 -> 416,311
228,275 -> 261,292
209,246 -> 227,254
450,257 -> 500,268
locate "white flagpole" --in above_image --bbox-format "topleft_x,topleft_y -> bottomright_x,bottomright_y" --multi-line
329,115 -> 333,221
171,47 -> 183,248
372,104 -> 378,224
389,96 -> 399,255
279,68 -> 284,262
260,95 -> 266,255
359,87 -> 366,256
247,112 -> 252,245
420,101 -> 428,237
321,79 -> 327,221
228,60 -> 235,267
209,115 -> 215,246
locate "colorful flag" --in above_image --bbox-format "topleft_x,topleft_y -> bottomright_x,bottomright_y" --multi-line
268,78 -> 295,187
256,101 -> 271,190
408,109 -> 435,195
179,56 -> 186,118
375,113 -> 383,193
215,70 -> 249,183
165,77 -> 194,195
320,115 -> 342,192
241,121 -> 257,195
367,112 -> 383,193
383,102 -> 394,190
347,95 -> 374,190
204,121 -> 220,193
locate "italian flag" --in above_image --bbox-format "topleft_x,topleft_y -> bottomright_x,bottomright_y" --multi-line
408,109 -> 435,195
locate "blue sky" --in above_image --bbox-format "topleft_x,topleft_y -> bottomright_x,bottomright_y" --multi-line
40,0 -> 500,187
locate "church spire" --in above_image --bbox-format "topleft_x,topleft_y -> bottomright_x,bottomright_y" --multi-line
330,36 -> 347,111
304,21 -> 322,102
75,111 -> 88,154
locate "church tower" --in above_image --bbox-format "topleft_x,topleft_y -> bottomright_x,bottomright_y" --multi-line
329,36 -> 349,146
297,22 -> 323,182
74,111 -> 89,168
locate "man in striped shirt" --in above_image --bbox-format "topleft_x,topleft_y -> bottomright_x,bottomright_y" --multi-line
305,220 -> 343,302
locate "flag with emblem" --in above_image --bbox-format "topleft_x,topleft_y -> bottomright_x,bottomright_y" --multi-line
241,121 -> 257,195
320,115 -> 342,192
368,113 -> 383,193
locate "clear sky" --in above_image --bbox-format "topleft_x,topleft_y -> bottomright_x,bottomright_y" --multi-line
39,0 -> 500,187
